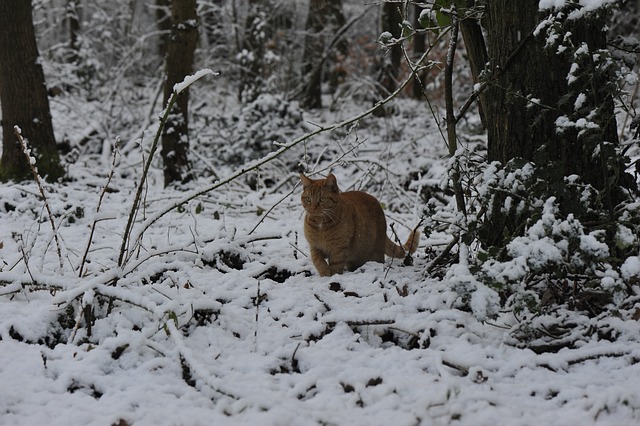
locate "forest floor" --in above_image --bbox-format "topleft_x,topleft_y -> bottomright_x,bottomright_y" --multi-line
1,74 -> 639,426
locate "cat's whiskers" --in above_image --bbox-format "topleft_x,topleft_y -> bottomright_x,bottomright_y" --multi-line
321,209 -> 339,224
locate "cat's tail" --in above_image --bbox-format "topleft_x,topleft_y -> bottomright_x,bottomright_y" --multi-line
385,226 -> 421,259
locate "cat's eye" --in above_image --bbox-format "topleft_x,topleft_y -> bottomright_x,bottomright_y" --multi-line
304,196 -> 311,203
320,197 -> 326,202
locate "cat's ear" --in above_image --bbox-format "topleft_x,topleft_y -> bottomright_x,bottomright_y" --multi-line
300,173 -> 312,188
324,174 -> 339,193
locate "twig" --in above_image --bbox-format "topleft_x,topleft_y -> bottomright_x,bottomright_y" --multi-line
79,140 -> 119,277
325,319 -> 395,327
441,358 -> 469,376
454,27 -> 533,125
165,319 -> 238,399
18,239 -> 37,286
291,342 -> 301,373
248,185 -> 297,235
426,235 -> 459,274
254,280 -> 261,352
14,126 -> 64,270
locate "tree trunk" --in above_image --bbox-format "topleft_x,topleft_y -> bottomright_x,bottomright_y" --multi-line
483,1 -> 618,183
458,0 -> 488,124
464,1 -> 628,244
200,0 -> 227,58
66,0 -> 81,63
411,3 -> 427,99
378,1 -> 403,95
161,0 -> 197,186
155,0 -> 171,58
301,0 -> 346,109
0,0 -> 63,182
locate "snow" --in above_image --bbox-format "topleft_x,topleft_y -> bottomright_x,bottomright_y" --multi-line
172,69 -> 218,95
2,57 -> 640,426
621,256 -> 640,280
539,0 -> 619,14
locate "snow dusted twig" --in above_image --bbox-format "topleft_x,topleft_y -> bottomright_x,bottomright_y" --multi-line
79,140 -> 119,277
426,235 -> 459,274
165,319 -> 238,399
14,126 -> 64,270
248,183 -> 297,235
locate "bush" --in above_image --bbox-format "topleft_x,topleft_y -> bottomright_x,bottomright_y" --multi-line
221,94 -> 303,165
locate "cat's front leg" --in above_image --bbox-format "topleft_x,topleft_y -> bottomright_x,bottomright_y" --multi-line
327,252 -> 348,275
310,247 -> 333,276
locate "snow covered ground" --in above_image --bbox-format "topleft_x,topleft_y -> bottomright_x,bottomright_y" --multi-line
1,73 -> 640,426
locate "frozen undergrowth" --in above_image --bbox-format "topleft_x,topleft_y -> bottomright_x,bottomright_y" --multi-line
1,84 -> 639,426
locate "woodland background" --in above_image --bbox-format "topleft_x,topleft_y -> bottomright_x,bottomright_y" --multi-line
1,1 -> 640,425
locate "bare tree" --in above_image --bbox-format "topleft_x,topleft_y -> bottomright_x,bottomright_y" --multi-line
0,0 -> 63,182
301,0 -> 346,109
154,0 -> 171,58
377,1 -> 403,95
161,0 -> 198,186
66,0 -> 81,63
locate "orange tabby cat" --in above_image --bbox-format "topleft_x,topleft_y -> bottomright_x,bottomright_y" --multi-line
300,173 -> 420,276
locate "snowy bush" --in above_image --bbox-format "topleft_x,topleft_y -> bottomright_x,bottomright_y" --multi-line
450,154 -> 640,347
425,2 -> 640,343
221,93 -> 303,165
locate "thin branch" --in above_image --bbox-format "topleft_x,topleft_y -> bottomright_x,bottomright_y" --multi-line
14,126 -> 64,270
444,7 -> 467,216
79,141 -> 119,277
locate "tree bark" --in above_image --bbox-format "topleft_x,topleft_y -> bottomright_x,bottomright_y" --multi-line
66,0 -> 81,63
378,1 -> 403,95
462,1 -> 628,244
155,0 -> 171,58
482,1 -> 618,180
0,0 -> 63,182
458,0 -> 488,124
412,3 -> 427,99
161,0 -> 197,186
301,0 -> 346,109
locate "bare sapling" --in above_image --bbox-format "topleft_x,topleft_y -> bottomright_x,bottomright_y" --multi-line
14,126 -> 64,270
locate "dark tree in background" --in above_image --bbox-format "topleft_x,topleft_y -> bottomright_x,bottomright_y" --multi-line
301,0 -> 347,109
200,0 -> 227,58
377,1 -> 403,95
155,0 -> 172,58
411,2 -> 428,99
161,0 -> 198,186
65,0 -> 81,64
462,0 -> 634,245
0,0 -> 63,182
238,0 -> 272,103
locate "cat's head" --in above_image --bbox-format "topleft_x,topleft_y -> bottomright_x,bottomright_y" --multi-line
300,173 -> 340,215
